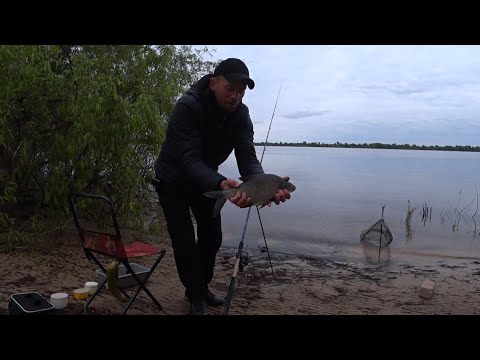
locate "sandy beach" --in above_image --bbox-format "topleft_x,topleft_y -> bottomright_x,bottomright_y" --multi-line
2,222 -> 480,317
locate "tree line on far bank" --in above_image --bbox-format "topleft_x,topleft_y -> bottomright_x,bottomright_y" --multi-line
254,141 -> 480,152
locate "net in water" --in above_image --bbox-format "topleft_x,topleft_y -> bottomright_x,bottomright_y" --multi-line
360,219 -> 393,247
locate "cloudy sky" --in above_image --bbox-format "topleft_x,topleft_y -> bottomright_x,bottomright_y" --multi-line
198,45 -> 480,146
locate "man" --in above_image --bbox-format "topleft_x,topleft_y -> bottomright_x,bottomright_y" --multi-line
154,58 -> 291,315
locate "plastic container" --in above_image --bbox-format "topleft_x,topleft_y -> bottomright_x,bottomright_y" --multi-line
9,292 -> 55,315
84,281 -> 98,295
95,263 -> 150,288
50,293 -> 69,309
73,288 -> 90,300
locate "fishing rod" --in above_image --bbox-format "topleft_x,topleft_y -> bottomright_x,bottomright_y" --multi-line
223,83 -> 282,315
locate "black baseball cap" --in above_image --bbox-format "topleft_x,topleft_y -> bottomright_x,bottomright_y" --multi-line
213,58 -> 255,90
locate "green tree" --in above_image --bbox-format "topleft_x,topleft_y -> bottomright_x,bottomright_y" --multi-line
0,45 -> 216,251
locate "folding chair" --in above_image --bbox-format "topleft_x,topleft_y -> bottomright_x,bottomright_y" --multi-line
68,192 -> 166,315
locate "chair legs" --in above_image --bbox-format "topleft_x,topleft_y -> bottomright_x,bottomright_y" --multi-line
84,250 -> 166,315
83,277 -> 108,314
69,192 -> 167,315
121,280 -> 162,315
121,250 -> 166,315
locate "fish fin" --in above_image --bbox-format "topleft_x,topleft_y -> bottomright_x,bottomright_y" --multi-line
259,196 -> 276,210
258,204 -> 267,210
212,197 -> 227,218
239,174 -> 259,182
203,190 -> 224,199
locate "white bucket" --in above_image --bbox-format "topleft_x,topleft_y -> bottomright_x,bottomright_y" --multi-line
50,293 -> 69,309
84,281 -> 98,294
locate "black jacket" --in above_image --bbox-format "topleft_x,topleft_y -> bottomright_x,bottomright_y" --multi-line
154,74 -> 264,192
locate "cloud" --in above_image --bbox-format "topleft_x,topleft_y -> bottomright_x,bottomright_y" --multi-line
198,45 -> 480,146
283,110 -> 330,120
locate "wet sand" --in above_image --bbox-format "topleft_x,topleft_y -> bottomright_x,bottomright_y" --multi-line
2,224 -> 480,316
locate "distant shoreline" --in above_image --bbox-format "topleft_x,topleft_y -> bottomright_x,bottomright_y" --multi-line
253,142 -> 480,152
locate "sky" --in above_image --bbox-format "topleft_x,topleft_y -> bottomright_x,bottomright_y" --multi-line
197,45 -> 480,146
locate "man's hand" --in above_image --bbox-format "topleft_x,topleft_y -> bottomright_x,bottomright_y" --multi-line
219,178 -> 239,190
220,178 -> 252,208
230,191 -> 252,208
266,176 -> 291,207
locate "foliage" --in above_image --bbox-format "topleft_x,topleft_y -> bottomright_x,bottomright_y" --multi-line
0,45 -> 216,250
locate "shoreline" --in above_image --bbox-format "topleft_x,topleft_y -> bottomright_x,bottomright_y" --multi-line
1,229 -> 480,315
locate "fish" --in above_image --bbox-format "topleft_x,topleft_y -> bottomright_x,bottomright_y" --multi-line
203,174 -> 296,218
106,260 -> 122,299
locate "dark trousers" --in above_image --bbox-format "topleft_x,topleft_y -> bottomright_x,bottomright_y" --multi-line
156,182 -> 222,302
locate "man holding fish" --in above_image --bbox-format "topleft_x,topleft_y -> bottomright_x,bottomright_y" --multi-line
153,58 -> 294,315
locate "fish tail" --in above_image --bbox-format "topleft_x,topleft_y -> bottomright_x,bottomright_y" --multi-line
204,189 -> 237,218
203,190 -> 227,218
212,197 -> 227,218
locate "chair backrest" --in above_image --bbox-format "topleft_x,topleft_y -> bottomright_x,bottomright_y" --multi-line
68,192 -> 128,261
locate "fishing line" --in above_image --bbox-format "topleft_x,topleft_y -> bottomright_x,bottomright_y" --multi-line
223,83 -> 282,315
